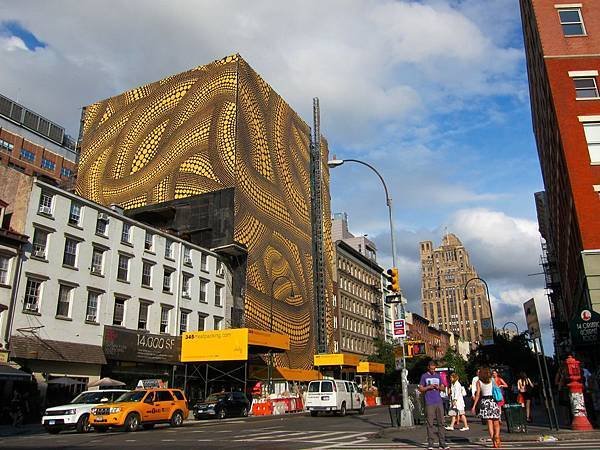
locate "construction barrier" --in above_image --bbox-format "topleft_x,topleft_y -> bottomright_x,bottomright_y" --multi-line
251,399 -> 273,416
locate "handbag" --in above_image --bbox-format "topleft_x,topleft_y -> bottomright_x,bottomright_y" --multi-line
492,380 -> 503,402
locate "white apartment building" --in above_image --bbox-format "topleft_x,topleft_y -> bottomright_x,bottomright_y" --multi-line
6,178 -> 233,387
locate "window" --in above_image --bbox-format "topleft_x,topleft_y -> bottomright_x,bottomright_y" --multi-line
38,191 -> 53,215
141,261 -> 153,287
117,254 -> 130,281
574,77 -> 599,99
213,316 -> 223,330
215,284 -> 223,307
91,247 -> 104,275
582,122 -> 600,164
56,284 -> 73,318
62,237 -> 78,267
558,8 -> 585,36
138,302 -> 150,330
113,297 -> 126,326
156,391 -> 174,402
199,278 -> 208,303
96,214 -> 109,236
144,231 -> 154,251
200,252 -> 208,271
0,255 -> 9,284
197,313 -> 207,331
163,268 -> 174,292
180,310 -> 189,335
24,278 -> 42,312
86,291 -> 100,323
183,247 -> 192,265
216,260 -> 225,277
32,228 -> 48,259
61,167 -> 73,178
41,158 -> 55,171
0,138 -> 14,152
160,307 -> 170,333
165,239 -> 174,259
68,202 -> 82,226
182,273 -> 192,298
20,148 -> 35,162
121,223 -> 131,244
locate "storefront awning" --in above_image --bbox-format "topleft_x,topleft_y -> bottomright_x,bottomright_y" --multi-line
250,366 -> 322,382
0,363 -> 32,381
181,328 -> 290,362
357,362 -> 385,374
10,336 -> 107,365
313,353 -> 360,367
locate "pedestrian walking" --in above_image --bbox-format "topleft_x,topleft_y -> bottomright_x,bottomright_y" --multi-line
492,369 -> 508,410
470,369 -> 480,409
445,373 -> 469,431
516,372 -> 534,422
418,360 -> 449,450
472,367 -> 502,448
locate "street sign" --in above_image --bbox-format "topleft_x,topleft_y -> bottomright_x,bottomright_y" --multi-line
524,298 -> 541,339
570,308 -> 600,347
393,319 -> 407,337
481,318 -> 494,346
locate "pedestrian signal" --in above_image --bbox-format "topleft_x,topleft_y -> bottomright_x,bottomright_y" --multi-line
404,341 -> 426,358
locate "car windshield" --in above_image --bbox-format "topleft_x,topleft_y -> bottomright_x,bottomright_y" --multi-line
70,392 -> 112,404
115,391 -> 146,402
205,394 -> 226,402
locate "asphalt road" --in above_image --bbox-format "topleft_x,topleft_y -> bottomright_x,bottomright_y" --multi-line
1,408 -> 599,449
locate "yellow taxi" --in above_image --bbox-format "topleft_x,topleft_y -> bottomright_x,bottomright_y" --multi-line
89,388 -> 188,432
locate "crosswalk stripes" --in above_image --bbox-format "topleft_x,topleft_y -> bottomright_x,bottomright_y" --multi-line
230,429 -> 377,445
310,438 -> 600,449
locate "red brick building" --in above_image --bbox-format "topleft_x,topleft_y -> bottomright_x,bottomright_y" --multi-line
521,1 -> 600,344
406,312 -> 452,360
0,94 -> 78,185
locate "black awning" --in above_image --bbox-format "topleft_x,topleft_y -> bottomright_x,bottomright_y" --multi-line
0,363 -> 32,381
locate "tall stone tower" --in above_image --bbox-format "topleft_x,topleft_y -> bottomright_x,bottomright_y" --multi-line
419,233 -> 490,344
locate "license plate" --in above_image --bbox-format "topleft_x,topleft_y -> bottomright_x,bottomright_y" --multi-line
94,417 -> 105,422
48,420 -> 55,425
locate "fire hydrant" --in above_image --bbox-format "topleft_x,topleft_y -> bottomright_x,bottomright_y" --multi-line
564,355 -> 593,431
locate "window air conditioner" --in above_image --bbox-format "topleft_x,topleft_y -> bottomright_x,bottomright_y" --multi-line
86,314 -> 96,322
39,205 -> 52,215
33,248 -> 45,258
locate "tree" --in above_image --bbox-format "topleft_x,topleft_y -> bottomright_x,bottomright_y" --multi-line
441,348 -> 467,383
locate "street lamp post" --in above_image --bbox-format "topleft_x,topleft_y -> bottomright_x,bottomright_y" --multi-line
268,275 -> 295,394
463,277 -> 495,336
327,158 -> 413,427
502,321 -> 519,336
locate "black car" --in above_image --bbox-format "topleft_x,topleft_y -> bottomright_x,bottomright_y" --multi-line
193,392 -> 250,419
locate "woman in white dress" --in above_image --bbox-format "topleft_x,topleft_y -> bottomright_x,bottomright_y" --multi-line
445,372 -> 469,431
472,367 -> 502,448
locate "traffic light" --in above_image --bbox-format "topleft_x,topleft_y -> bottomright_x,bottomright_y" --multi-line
385,267 -> 400,292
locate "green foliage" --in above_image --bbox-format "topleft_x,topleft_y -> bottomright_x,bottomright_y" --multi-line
368,337 -> 395,375
441,348 -> 467,384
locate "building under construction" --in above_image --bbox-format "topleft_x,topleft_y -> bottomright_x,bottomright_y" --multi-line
76,54 -> 334,369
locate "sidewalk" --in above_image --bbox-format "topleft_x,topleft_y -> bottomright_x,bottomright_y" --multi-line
0,423 -> 44,438
380,413 -> 600,444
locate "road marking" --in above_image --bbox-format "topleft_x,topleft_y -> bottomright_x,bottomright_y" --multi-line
125,439 -> 136,442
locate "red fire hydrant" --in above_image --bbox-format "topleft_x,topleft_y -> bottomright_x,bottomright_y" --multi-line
564,355 -> 593,431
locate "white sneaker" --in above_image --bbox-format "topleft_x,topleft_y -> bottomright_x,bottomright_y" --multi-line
444,426 -> 454,431
460,426 -> 470,431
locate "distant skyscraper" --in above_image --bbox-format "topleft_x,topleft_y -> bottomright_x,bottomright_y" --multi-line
419,234 -> 491,344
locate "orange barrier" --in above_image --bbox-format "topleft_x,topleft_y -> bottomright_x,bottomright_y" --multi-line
251,400 -> 274,416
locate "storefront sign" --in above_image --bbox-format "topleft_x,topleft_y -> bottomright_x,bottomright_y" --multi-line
182,329 -> 249,362
570,308 -> 600,347
103,326 -> 181,364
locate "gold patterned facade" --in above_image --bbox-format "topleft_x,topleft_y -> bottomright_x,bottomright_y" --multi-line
76,55 -> 334,368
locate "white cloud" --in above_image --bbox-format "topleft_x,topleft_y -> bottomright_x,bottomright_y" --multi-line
1,35 -> 27,52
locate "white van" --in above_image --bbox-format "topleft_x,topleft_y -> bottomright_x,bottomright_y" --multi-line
305,379 -> 365,417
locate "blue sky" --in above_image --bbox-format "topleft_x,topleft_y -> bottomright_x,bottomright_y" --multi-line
0,0 -> 551,349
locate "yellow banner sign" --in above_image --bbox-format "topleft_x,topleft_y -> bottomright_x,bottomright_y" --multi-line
357,362 -> 385,374
181,329 -> 248,362
248,328 -> 290,351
